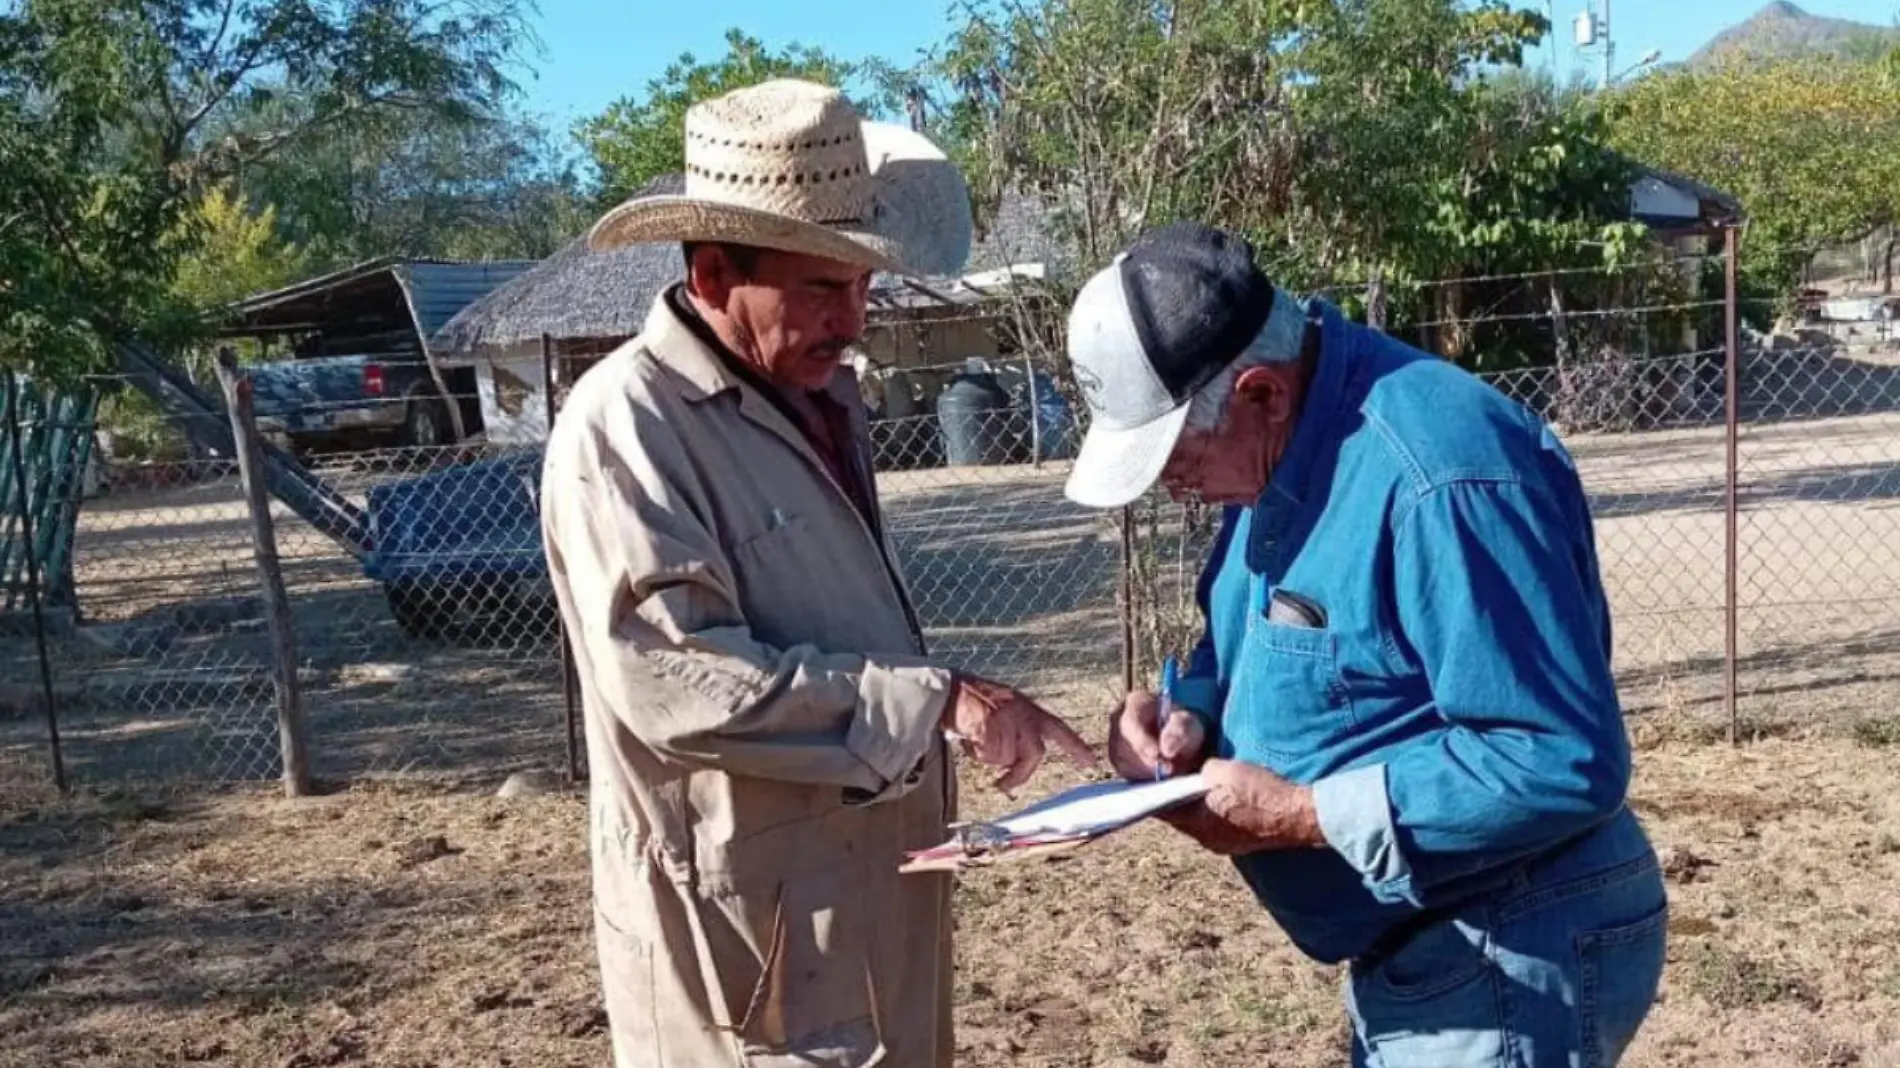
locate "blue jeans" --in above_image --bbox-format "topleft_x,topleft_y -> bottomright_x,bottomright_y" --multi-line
1342,832 -> 1667,1068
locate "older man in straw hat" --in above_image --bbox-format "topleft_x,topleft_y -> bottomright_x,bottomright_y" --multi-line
539,79 -> 1097,1067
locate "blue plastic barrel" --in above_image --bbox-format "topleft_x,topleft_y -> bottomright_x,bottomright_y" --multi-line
1028,372 -> 1078,460
938,371 -> 1016,466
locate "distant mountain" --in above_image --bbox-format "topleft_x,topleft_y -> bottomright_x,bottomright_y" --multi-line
1689,2 -> 1899,68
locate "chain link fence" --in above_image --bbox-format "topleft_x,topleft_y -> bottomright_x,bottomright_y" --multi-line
1727,321 -> 1900,737
0,402 -> 287,797
868,357 -> 1125,723
0,392 -> 574,794
8,256 -> 1900,796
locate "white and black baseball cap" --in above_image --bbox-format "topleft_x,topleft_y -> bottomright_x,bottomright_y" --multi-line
1063,222 -> 1276,509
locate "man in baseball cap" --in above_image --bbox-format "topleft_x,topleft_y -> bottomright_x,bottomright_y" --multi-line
1073,221 -> 1667,1067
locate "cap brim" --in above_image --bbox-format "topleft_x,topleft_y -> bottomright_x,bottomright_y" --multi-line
1063,403 -> 1191,509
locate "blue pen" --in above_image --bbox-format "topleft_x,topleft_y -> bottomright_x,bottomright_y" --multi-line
1156,655 -> 1180,782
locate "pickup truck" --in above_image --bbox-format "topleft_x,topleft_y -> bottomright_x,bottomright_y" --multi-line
361,447 -> 556,643
248,353 -> 473,455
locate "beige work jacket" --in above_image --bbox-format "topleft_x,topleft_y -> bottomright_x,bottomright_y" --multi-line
539,289 -> 957,1068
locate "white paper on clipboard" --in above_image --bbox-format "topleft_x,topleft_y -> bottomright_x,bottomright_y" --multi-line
985,773 -> 1210,840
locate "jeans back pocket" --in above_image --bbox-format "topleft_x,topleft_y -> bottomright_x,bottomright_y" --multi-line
1576,901 -> 1668,1068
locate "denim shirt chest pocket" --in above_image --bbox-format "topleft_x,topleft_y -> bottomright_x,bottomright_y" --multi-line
1223,571 -> 1357,773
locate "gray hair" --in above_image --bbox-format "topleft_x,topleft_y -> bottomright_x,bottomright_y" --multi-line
1183,289 -> 1311,432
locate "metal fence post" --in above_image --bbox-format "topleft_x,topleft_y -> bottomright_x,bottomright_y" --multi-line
1723,227 -> 1742,746
1119,503 -> 1137,694
215,349 -> 312,796
4,375 -> 66,793
1024,352 -> 1042,468
543,333 -> 583,785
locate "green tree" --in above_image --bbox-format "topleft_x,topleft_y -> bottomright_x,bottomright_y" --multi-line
171,185 -> 310,311
0,0 -> 531,384
229,102 -> 590,266
1,0 -> 196,386
925,0 -> 1645,365
933,0 -> 1309,267
1395,70 -> 1645,363
1604,55 -> 1900,302
575,29 -> 875,207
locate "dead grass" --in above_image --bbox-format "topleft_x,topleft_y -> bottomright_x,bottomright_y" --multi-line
0,779 -> 605,1068
1852,716 -> 1900,748
6,734 -> 1900,1068
1680,944 -> 1823,1012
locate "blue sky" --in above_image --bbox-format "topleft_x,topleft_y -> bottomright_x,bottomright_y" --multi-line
515,0 -> 1900,131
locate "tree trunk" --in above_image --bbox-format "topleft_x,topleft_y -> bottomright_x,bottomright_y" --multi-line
1367,267 -> 1388,332
1435,280 -> 1468,362
1885,235 -> 1896,296
1550,280 -> 1577,430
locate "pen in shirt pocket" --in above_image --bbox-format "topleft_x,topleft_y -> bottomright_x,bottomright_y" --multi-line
1156,654 -> 1179,782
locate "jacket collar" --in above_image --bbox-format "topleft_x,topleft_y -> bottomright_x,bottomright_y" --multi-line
1259,297 -> 1356,514
1242,298 -> 1359,572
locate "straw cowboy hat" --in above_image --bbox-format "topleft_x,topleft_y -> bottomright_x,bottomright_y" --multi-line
585,78 -> 974,279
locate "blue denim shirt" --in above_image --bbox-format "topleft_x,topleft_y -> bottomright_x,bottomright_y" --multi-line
1175,299 -> 1643,964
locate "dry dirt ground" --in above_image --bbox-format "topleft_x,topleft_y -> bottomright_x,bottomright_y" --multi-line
5,729 -> 1900,1068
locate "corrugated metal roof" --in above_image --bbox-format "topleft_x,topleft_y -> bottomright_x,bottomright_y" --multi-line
394,261 -> 539,353
223,256 -> 406,318
220,257 -> 536,351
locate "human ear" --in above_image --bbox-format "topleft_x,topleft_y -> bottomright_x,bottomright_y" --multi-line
1232,365 -> 1297,425
685,245 -> 735,308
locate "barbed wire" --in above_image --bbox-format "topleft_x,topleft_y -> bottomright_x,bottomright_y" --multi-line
1306,255 -> 1734,299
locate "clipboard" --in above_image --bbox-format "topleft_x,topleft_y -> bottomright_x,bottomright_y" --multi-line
900,773 -> 1209,873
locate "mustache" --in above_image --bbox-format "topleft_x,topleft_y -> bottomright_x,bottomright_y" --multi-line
811,338 -> 856,360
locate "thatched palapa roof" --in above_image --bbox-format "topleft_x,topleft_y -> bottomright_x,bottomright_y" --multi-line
430,175 -> 1069,358
431,175 -> 688,356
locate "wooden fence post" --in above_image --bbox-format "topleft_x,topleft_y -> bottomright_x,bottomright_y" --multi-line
214,348 -> 312,796
543,333 -> 584,786
1723,227 -> 1743,746
1119,503 -> 1137,695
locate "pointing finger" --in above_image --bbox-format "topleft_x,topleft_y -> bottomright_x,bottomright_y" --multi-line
1041,710 -> 1101,769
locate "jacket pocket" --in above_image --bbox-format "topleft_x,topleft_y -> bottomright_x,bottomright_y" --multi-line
1225,611 -> 1355,765
593,908 -> 662,1063
732,871 -> 887,1068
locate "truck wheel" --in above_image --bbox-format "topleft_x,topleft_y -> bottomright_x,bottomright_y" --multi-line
385,581 -> 455,640
400,392 -> 453,449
